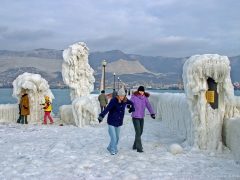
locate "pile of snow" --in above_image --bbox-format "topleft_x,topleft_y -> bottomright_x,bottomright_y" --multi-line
1,118 -> 240,179
182,54 -> 234,151
61,42 -> 98,127
11,72 -> 54,123
62,42 -> 95,100
169,143 -> 183,155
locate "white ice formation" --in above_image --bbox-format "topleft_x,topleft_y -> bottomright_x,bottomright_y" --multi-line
72,95 -> 99,127
12,72 -> 54,123
149,54 -> 240,152
61,42 -> 98,127
62,42 -> 95,100
182,54 -> 236,151
59,105 -> 75,125
0,104 -> 18,123
149,93 -> 192,144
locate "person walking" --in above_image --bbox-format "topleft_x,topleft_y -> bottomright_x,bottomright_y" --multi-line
19,90 -> 30,124
98,90 -> 108,112
112,89 -> 117,99
41,96 -> 54,124
130,86 -> 155,153
16,103 -> 21,123
98,87 -> 135,155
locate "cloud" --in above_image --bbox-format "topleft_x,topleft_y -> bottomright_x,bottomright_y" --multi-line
0,0 -> 239,57
2,29 -> 54,41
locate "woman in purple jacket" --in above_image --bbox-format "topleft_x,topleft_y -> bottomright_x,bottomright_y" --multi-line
130,86 -> 155,152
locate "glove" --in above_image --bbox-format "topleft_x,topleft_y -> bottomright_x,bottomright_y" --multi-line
126,104 -> 131,109
128,107 -> 135,113
151,114 -> 156,119
98,116 -> 103,123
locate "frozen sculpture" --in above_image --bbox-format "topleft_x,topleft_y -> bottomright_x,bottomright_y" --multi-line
62,42 -> 98,127
182,54 -> 238,151
62,42 -> 95,100
149,54 -> 240,153
12,72 -> 54,123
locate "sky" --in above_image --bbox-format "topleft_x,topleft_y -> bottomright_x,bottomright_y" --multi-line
0,0 -> 239,57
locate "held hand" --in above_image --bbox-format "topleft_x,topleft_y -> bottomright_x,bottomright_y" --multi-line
151,114 -> 156,119
98,116 -> 103,123
128,107 -> 135,113
126,104 -> 131,109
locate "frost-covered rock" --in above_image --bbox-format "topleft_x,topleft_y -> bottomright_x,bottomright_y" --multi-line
182,54 -> 235,151
62,42 -> 95,100
59,105 -> 75,125
12,72 -> 54,123
169,144 -> 183,155
72,95 -> 99,127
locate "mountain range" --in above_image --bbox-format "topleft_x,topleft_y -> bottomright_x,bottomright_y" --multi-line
0,49 -> 239,88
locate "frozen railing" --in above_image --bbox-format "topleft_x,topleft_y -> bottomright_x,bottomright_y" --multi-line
149,93 -> 193,145
0,104 -> 18,123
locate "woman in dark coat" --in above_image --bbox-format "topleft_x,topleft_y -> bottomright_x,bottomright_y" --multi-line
98,87 -> 135,155
20,91 -> 30,124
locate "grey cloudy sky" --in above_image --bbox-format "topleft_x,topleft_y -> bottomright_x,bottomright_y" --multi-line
0,0 -> 239,57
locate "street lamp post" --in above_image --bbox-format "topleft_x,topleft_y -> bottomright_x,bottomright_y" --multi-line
102,60 -> 107,91
117,77 -> 120,91
113,73 -> 116,90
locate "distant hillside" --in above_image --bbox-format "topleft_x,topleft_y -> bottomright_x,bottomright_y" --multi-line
106,59 -> 152,75
0,49 -> 239,88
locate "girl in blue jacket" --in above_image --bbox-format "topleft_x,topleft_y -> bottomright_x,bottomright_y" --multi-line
98,87 -> 134,155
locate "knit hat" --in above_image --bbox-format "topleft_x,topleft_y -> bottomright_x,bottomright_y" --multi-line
137,86 -> 145,92
118,87 -> 126,96
101,90 -> 105,93
45,96 -> 50,100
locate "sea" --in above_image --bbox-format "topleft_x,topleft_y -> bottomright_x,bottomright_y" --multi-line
0,88 -> 239,115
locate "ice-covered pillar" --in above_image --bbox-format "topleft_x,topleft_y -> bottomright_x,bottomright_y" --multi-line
62,42 -> 95,101
12,72 -> 54,123
62,42 -> 98,127
182,54 -> 235,151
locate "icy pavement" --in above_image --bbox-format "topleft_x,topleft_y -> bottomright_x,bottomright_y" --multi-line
0,115 -> 239,180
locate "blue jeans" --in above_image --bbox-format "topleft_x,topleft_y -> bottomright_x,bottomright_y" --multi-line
107,125 -> 120,154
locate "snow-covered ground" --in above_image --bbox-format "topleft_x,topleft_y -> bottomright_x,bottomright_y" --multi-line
0,114 -> 239,180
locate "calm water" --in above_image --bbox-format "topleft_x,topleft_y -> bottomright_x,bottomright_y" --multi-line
0,88 -> 239,114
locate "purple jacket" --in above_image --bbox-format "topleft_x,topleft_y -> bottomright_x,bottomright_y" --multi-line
130,91 -> 154,118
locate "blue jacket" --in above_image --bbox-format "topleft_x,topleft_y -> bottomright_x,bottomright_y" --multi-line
99,97 -> 134,127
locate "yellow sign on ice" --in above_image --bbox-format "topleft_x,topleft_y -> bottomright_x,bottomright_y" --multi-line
206,90 -> 215,103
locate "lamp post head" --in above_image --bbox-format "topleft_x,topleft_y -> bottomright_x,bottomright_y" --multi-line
102,60 -> 107,67
113,72 -> 116,76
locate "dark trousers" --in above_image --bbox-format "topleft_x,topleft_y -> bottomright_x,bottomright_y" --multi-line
132,118 -> 144,150
20,115 -> 28,124
17,115 -> 21,123
17,104 -> 21,123
100,106 -> 106,113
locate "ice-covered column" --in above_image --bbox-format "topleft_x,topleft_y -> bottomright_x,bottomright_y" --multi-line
61,42 -> 98,127
62,42 -> 95,101
182,54 -> 235,151
12,72 -> 54,123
